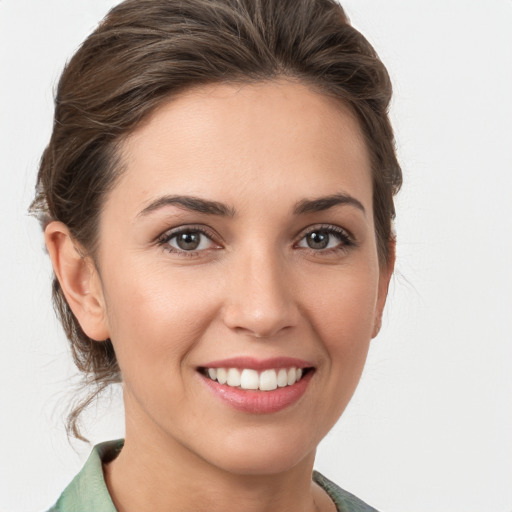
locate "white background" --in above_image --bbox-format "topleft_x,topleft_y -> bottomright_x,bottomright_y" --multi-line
1,1 -> 511,511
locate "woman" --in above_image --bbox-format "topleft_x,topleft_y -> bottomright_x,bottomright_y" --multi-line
32,0 -> 401,510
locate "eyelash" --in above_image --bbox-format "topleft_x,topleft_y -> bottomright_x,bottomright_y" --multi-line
156,224 -> 356,257
294,224 -> 356,255
157,225 -> 220,257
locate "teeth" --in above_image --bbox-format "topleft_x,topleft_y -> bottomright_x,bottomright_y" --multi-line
217,368 -> 227,384
227,368 -> 241,387
205,367 -> 306,390
240,369 -> 259,390
277,368 -> 288,387
259,369 -> 277,391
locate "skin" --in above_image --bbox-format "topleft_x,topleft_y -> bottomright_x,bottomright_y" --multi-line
46,81 -> 393,512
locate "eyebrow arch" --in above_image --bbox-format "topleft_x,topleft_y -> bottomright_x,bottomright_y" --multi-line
137,195 -> 235,218
294,193 -> 366,216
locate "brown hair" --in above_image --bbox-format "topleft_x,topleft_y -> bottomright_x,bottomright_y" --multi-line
31,0 -> 402,439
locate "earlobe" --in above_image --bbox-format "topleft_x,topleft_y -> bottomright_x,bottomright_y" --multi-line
372,238 -> 396,339
44,221 -> 110,341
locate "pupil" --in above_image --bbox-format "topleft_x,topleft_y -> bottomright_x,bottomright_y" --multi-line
177,232 -> 200,250
307,231 -> 329,249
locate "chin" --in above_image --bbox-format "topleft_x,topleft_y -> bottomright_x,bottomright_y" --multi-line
194,423 -> 322,476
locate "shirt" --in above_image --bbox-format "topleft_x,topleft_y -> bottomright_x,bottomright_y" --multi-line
48,440 -> 379,512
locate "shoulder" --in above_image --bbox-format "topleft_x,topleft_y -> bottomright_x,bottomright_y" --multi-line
313,471 -> 380,512
46,440 -> 123,512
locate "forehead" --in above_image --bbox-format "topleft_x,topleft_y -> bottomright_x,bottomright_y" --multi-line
111,80 -> 373,216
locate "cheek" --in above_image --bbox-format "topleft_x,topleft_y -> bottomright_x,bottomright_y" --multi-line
303,263 -> 379,368
287,263 -> 381,439
101,260 -> 221,382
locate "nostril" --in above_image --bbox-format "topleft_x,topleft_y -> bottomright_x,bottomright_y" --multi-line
233,323 -> 294,339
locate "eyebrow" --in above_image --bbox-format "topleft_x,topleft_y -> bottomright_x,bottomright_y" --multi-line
137,195 -> 235,218
137,192 -> 365,219
293,193 -> 366,216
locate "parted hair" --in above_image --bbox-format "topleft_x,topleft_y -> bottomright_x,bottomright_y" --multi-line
31,0 -> 402,439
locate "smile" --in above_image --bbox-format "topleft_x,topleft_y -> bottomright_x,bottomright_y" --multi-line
198,358 -> 315,414
202,367 -> 306,391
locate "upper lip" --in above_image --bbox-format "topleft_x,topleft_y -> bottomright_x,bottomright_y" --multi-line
198,356 -> 314,371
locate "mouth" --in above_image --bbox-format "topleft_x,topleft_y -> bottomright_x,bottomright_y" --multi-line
198,366 -> 313,391
196,358 -> 315,414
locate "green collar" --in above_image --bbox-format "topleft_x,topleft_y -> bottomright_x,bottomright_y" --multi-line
48,440 -> 123,512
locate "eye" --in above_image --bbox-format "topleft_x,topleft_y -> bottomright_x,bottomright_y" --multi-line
158,227 -> 219,254
296,225 -> 354,252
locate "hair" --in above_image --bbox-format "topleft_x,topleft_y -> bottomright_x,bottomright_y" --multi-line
31,0 -> 402,440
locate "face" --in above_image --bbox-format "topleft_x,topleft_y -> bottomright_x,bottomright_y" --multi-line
91,81 -> 391,474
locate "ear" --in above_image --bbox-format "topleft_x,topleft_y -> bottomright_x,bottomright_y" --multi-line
372,238 -> 396,339
45,221 -> 110,342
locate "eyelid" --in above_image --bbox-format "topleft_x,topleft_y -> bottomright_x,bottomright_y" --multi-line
292,223 -> 358,257
155,222 -> 356,256
294,223 -> 355,244
156,224 -> 222,254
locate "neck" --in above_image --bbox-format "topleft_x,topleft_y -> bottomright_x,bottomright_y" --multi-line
104,412 -> 332,512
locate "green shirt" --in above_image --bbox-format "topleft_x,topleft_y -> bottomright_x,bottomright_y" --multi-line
48,440 -> 379,512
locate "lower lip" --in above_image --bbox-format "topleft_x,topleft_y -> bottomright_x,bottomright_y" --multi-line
200,371 -> 313,414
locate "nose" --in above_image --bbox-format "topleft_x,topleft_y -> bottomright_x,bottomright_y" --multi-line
221,248 -> 299,338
